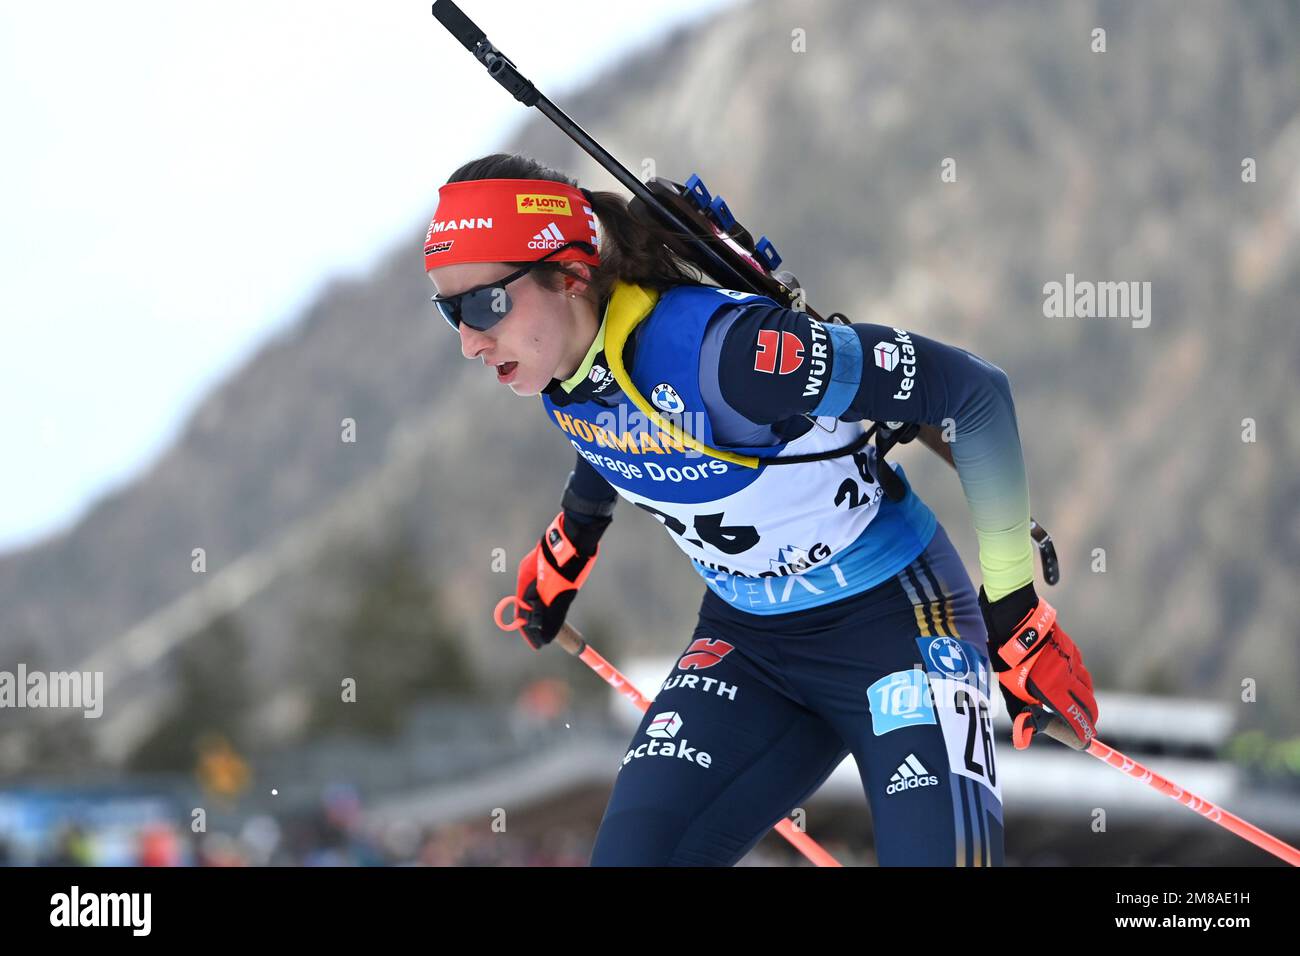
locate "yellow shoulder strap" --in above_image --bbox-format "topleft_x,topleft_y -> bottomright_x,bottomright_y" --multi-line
603,281 -> 760,470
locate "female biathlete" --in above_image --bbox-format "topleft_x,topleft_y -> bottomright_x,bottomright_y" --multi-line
424,153 -> 1100,866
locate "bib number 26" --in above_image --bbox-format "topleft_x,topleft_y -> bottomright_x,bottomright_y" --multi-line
634,503 -> 760,555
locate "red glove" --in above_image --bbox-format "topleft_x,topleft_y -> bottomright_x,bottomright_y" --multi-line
979,583 -> 1099,749
514,510 -> 605,650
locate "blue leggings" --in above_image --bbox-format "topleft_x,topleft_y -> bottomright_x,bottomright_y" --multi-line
589,523 -> 1004,866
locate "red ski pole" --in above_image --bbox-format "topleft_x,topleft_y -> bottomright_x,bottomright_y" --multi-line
1040,718 -> 1299,865
494,596 -> 841,867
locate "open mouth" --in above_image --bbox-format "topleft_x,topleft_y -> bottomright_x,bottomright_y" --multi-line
495,361 -> 519,383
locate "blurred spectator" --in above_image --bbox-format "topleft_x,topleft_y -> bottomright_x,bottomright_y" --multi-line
137,823 -> 182,867
43,822 -> 93,866
510,679 -> 572,745
195,734 -> 252,803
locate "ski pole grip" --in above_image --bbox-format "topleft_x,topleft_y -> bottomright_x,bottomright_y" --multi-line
1042,715 -> 1088,751
553,621 -> 586,657
431,1 -> 484,51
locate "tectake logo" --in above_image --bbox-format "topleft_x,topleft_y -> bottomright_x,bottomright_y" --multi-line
873,341 -> 900,371
647,711 -> 682,738
621,711 -> 713,770
651,382 -> 685,413
587,363 -> 616,394
874,328 -> 918,401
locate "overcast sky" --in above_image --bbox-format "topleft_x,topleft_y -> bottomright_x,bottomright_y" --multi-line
0,0 -> 736,553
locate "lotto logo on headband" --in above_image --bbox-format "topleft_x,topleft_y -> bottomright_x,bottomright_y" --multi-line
516,194 -> 573,215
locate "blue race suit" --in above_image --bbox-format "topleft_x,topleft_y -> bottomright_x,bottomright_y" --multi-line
539,281 -> 1031,865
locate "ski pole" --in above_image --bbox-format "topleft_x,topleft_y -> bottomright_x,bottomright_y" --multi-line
1038,717 -> 1300,865
494,596 -> 842,867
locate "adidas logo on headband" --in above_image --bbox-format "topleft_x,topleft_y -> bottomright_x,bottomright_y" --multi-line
529,222 -> 567,250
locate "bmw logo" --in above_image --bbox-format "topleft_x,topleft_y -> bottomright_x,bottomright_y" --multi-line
925,637 -> 970,679
651,382 -> 685,413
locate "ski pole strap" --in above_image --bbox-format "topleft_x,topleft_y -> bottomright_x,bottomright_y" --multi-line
873,423 -> 917,502
1029,520 -> 1060,585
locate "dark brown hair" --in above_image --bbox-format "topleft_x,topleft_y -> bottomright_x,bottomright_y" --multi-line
443,153 -> 706,307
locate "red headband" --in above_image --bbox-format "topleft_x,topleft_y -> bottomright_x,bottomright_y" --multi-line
424,178 -> 601,272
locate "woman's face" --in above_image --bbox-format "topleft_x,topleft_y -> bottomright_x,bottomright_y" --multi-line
427,261 -> 593,397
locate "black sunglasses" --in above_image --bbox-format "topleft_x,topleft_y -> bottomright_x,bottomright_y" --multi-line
431,240 -> 596,332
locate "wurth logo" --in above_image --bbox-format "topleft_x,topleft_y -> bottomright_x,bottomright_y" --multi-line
677,638 -> 735,670
660,673 -> 739,701
754,329 -> 804,374
802,319 -> 829,398
529,222 -> 567,250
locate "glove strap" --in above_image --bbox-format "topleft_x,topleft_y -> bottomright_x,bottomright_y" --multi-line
536,512 -> 598,605
544,512 -> 579,565
996,598 -> 1057,670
